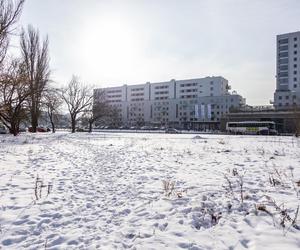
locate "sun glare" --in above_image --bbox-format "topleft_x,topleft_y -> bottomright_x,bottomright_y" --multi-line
81,18 -> 138,79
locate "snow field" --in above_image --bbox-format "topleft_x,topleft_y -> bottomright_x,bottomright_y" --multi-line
0,132 -> 299,249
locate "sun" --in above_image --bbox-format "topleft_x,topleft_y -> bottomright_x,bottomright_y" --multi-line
80,16 -> 138,79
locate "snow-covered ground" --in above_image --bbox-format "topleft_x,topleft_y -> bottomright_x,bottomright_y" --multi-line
0,132 -> 300,249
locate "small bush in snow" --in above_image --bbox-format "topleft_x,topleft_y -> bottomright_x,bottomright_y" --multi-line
218,139 -> 225,145
34,175 -> 53,201
162,180 -> 186,198
162,180 -> 175,197
223,168 -> 246,203
255,196 -> 300,234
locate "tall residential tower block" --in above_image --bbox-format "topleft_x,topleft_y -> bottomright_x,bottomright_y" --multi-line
274,31 -> 300,109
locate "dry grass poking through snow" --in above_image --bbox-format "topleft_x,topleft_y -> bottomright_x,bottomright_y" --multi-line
0,133 -> 299,249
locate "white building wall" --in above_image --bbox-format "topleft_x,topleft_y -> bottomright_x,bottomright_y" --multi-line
275,31 -> 300,109
94,76 -> 244,127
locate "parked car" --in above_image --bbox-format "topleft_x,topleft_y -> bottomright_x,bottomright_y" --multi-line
0,124 -> 8,134
119,126 -> 129,130
165,128 -> 181,134
18,127 -> 27,132
141,126 -> 151,130
28,127 -> 49,132
76,127 -> 85,132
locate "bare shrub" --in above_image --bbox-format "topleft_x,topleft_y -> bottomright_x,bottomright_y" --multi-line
162,180 -> 186,198
162,180 -> 175,197
223,168 -> 246,203
34,175 -> 52,201
34,175 -> 43,201
257,147 -> 265,156
269,174 -> 281,187
256,196 -> 300,233
288,166 -> 300,197
218,139 -> 225,145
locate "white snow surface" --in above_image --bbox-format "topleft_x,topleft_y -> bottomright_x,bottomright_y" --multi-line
0,132 -> 300,249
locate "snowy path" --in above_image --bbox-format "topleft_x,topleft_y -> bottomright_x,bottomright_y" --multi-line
0,133 -> 300,249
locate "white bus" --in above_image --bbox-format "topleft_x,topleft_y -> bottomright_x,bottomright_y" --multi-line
226,121 -> 277,135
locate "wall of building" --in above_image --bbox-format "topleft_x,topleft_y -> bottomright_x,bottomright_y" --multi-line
94,77 -> 245,129
275,31 -> 300,109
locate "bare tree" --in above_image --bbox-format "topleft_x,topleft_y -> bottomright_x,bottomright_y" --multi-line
81,90 -> 117,133
43,87 -> 62,133
20,25 -> 50,133
0,0 -> 25,64
0,59 -> 29,135
61,75 -> 93,133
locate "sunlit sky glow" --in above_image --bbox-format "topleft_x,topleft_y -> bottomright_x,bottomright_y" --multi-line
12,0 -> 300,105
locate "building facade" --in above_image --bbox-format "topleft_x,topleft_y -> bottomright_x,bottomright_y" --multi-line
274,31 -> 300,109
94,76 -> 245,130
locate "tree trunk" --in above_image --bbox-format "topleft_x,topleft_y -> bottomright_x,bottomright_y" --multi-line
51,121 -> 55,133
88,121 -> 93,133
31,108 -> 38,132
71,116 -> 76,133
9,122 -> 18,136
49,112 -> 55,133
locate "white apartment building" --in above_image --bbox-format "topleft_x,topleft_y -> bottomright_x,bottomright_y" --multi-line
274,31 -> 300,109
94,76 -> 245,130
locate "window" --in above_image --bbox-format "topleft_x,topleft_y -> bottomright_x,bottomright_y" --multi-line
295,51 -> 298,55
279,65 -> 288,70
295,44 -> 298,48
279,38 -> 288,44
279,78 -> 288,83
294,64 -> 297,68
210,87 -> 213,90
279,45 -> 288,51
293,95 -> 297,99
294,37 -> 298,41
279,72 -> 288,77
294,84 -> 298,88
286,96 -> 289,99
294,57 -> 298,61
279,58 -> 288,64
278,96 -> 282,100
294,71 -> 297,74
279,52 -> 288,57
294,77 -> 297,82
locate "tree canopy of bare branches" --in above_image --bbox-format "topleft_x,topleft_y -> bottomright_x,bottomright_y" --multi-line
61,76 -> 93,133
0,59 -> 29,135
81,89 -> 117,132
0,0 -> 25,64
43,87 -> 62,133
20,25 -> 50,132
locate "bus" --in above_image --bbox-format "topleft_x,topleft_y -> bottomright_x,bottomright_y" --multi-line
226,121 -> 277,135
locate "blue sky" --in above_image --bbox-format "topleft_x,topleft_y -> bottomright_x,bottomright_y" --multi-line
14,0 -> 300,105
